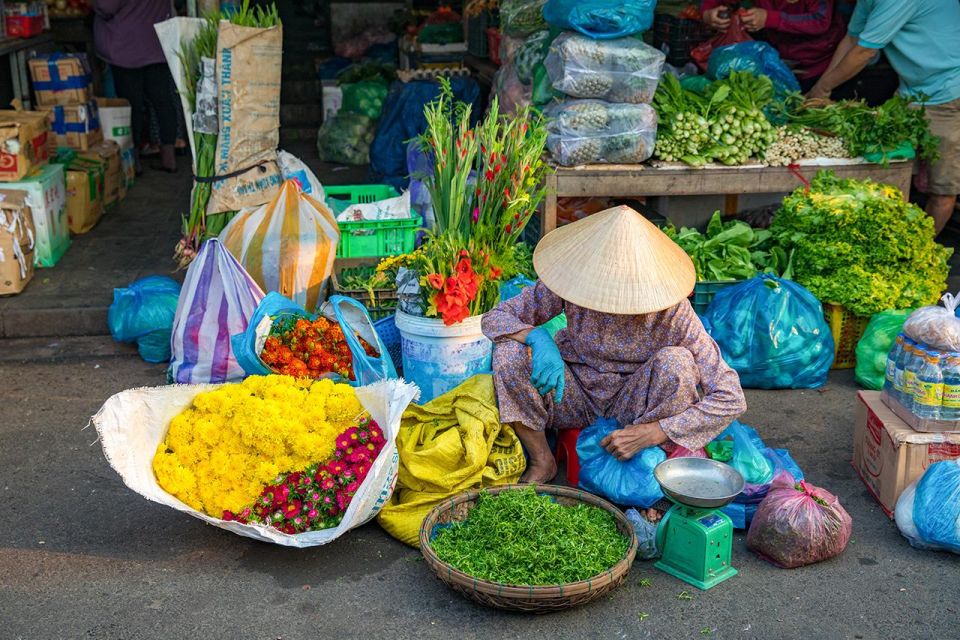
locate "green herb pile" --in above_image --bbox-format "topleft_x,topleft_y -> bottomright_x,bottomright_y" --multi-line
430,487 -> 629,586
653,72 -> 778,166
780,95 -> 940,162
664,212 -> 788,281
771,171 -> 952,316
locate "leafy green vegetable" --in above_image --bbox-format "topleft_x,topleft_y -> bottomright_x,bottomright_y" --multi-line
770,172 -> 952,316
429,487 -> 629,586
779,95 -> 939,162
664,212 -> 787,281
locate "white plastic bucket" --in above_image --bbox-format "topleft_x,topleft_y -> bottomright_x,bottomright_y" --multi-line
395,310 -> 493,403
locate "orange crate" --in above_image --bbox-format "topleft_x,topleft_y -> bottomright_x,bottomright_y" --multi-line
824,303 -> 870,369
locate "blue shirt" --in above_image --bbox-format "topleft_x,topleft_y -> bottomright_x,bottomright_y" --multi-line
849,0 -> 960,104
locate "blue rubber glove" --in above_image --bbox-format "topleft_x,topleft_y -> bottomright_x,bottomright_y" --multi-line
525,327 -> 565,403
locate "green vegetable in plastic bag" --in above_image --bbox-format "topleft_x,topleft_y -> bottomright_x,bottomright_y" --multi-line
855,309 -> 912,390
501,0 -> 548,36
341,80 -> 389,120
316,112 -> 376,165
515,30 -> 552,84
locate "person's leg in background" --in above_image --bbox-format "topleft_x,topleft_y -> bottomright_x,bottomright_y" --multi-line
923,98 -> 960,234
110,65 -> 146,174
143,62 -> 180,172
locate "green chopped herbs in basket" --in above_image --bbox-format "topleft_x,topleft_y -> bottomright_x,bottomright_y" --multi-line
429,487 -> 629,586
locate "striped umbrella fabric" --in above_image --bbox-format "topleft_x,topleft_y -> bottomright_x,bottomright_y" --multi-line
169,238 -> 265,384
220,180 -> 340,313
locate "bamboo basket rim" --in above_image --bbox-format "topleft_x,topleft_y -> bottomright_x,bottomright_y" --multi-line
419,484 -> 639,600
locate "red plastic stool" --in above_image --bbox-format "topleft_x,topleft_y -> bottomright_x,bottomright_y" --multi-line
555,428 -> 582,486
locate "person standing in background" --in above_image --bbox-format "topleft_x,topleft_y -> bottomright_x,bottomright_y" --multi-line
93,0 -> 179,173
808,0 -> 960,234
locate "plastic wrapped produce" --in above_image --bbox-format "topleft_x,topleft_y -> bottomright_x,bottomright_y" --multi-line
577,417 -> 666,508
903,293 -> 960,351
747,472 -> 853,568
493,62 -> 532,116
854,309 -> 912,391
895,460 -> 960,554
108,276 -> 181,363
708,41 -> 800,97
316,112 -> 376,165
500,0 -> 548,37
543,0 -> 655,40
545,33 -> 665,103
514,30 -> 552,84
545,100 -> 657,165
703,275 -> 835,389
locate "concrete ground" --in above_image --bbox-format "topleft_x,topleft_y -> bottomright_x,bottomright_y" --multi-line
1,344 -> 958,640
1,151 -> 959,639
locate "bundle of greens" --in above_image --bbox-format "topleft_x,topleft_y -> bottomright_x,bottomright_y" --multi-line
664,212 -> 788,281
653,71 -> 777,166
430,487 -> 629,585
780,95 -> 939,162
175,1 -> 281,267
771,172 -> 952,316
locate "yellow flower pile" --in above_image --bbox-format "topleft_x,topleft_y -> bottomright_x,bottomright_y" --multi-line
153,375 -> 366,517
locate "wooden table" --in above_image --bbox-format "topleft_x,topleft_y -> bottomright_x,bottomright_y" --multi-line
542,161 -> 915,235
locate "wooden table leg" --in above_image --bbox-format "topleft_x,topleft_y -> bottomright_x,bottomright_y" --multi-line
543,173 -> 558,237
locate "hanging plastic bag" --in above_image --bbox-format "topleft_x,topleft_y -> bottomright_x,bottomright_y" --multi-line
903,293 -> 960,351
544,33 -> 665,104
545,100 -> 658,165
108,275 -> 182,364
542,0 -> 655,40
232,292 -> 396,385
169,238 -> 265,384
92,378 -> 418,547
220,180 -> 339,313
707,41 -> 800,96
577,417 -> 667,508
704,275 -> 835,389
895,460 -> 960,554
855,309 -> 912,390
691,13 -> 752,72
747,472 -> 853,568
277,150 -> 324,200
500,0 -> 548,37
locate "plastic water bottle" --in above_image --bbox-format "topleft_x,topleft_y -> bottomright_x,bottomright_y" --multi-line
941,352 -> 960,421
897,340 -> 920,411
884,334 -> 905,402
914,349 -> 944,420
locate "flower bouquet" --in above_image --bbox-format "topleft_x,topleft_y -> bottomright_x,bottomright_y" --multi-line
94,375 -> 418,547
394,80 -> 547,326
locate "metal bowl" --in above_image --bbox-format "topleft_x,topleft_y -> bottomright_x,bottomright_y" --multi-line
653,458 -> 745,509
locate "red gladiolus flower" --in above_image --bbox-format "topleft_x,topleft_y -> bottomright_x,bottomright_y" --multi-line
485,170 -> 494,181
471,207 -> 479,223
426,273 -> 444,290
505,223 -> 512,234
490,267 -> 503,279
456,258 -> 473,278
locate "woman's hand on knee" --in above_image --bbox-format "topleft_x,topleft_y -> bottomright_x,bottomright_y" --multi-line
600,422 -> 668,461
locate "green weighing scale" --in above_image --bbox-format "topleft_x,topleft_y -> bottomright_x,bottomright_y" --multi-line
652,457 -> 745,590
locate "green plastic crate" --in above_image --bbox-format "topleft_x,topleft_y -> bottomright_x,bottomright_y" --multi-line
325,184 -> 422,258
691,280 -> 741,315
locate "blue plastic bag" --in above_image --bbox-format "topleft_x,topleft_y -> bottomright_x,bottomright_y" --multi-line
903,460 -> 960,554
577,417 -> 667,508
543,0 -> 654,39
707,42 -> 800,97
108,275 -> 181,363
232,292 -> 397,385
712,421 -> 805,511
704,275 -> 835,389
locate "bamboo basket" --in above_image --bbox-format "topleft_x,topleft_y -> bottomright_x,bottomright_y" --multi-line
419,484 -> 639,613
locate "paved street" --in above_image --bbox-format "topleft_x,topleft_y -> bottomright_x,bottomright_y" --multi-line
1,338 -> 957,640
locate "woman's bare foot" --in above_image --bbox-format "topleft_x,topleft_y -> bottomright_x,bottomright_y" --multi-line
520,456 -> 558,484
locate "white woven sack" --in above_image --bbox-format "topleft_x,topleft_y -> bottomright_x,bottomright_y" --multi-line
93,378 -> 419,547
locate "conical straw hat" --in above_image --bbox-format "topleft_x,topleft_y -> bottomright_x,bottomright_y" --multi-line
533,205 -> 695,314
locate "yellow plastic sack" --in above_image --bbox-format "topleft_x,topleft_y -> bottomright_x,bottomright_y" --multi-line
220,180 -> 339,312
377,375 -> 525,546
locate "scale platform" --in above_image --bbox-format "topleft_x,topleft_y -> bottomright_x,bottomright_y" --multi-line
653,458 -> 745,590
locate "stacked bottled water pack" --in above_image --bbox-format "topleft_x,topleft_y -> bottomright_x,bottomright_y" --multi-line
883,334 -> 960,421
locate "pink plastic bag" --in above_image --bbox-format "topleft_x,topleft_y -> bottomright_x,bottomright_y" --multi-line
668,446 -> 708,459
746,472 -> 852,568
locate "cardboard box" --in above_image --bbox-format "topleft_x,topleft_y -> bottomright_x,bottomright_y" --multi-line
95,97 -> 132,149
40,101 -> 102,151
3,163 -> 68,267
80,140 -> 121,206
0,109 -> 49,181
28,53 -> 93,107
64,156 -> 104,234
0,189 -> 35,295
853,391 -> 960,517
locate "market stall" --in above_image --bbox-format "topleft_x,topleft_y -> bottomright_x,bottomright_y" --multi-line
541,160 -> 914,234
